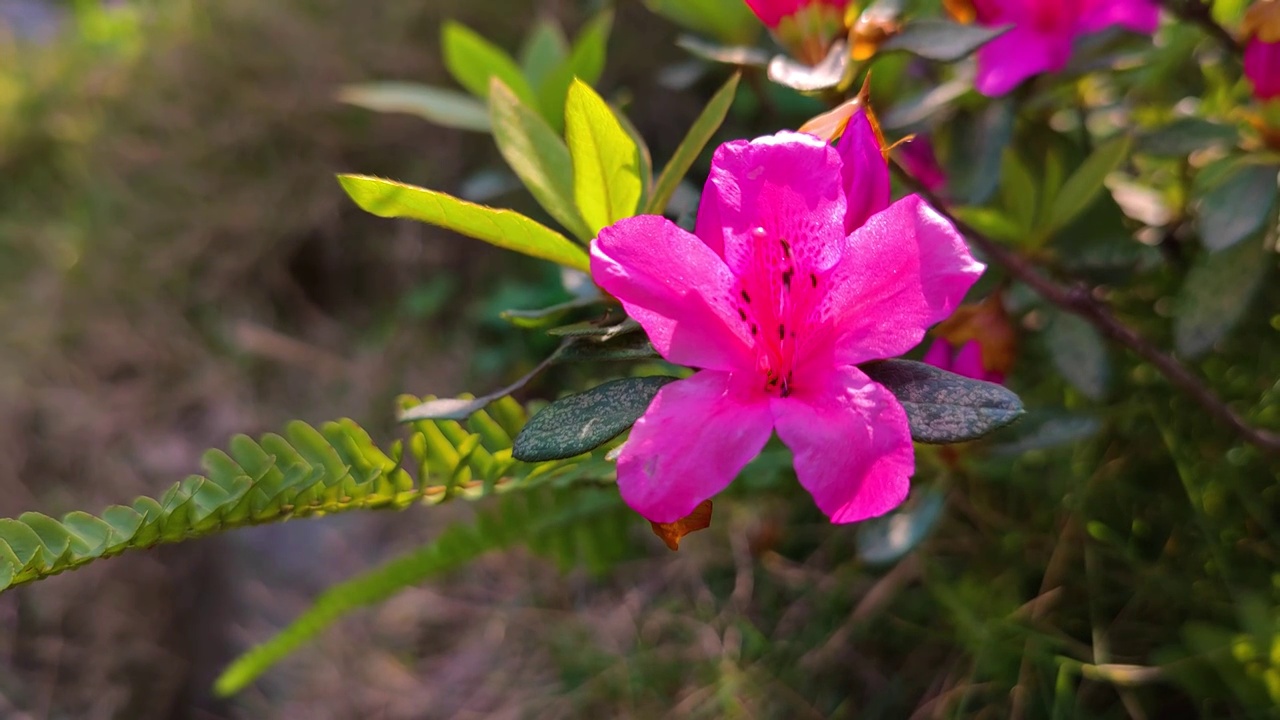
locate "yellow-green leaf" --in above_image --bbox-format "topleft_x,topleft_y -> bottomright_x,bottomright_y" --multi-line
338,174 -> 589,271
564,79 -> 643,234
1048,134 -> 1132,232
489,78 -> 593,242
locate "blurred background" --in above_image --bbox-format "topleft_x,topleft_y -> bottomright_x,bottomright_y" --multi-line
1,0 -> 1279,718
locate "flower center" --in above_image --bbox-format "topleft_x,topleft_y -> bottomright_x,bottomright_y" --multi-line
732,226 -> 823,398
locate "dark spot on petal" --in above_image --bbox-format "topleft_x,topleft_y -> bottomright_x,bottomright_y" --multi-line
782,269 -> 793,289
778,324 -> 785,340
750,323 -> 758,336
779,239 -> 791,258
737,307 -> 747,322
809,272 -> 818,288
741,289 -> 752,304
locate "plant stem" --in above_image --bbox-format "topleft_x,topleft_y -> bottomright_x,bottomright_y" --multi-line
891,161 -> 1280,457
1153,0 -> 1242,55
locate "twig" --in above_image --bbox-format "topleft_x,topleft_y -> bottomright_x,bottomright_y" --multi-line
891,161 -> 1280,457
1153,0 -> 1242,54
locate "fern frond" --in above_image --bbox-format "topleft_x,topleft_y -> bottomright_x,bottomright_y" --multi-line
214,484 -> 635,696
0,396 -> 614,593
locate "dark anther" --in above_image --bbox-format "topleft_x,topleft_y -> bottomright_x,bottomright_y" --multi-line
809,272 -> 818,288
778,324 -> 785,340
782,269 -> 793,289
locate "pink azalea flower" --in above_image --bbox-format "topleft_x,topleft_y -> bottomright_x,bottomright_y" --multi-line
968,0 -> 1161,96
1244,1 -> 1280,100
898,135 -> 948,195
923,339 -> 1005,384
744,0 -> 847,29
589,116 -> 984,524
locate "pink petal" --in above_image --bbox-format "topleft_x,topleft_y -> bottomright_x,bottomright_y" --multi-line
1079,0 -> 1160,34
921,338 -> 954,372
837,111 -> 891,232
771,364 -> 914,523
700,132 -> 847,275
591,215 -> 753,372
744,0 -> 803,27
974,26 -> 1073,96
616,371 -> 775,523
816,195 -> 985,365
1245,40 -> 1280,101
952,340 -> 987,381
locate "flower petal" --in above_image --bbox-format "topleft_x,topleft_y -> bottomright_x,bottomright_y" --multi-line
1245,40 -> 1280,101
744,0 -> 802,28
922,338 -> 954,372
616,371 -> 775,523
816,195 -> 985,365
837,110 -> 892,232
1079,0 -> 1160,34
772,365 -> 914,523
592,215 -> 753,372
952,339 -> 988,381
974,26 -> 1072,96
699,131 -> 848,276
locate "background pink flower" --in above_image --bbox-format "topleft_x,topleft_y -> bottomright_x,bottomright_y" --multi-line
1244,0 -> 1280,100
744,0 -> 846,29
969,0 -> 1160,96
590,121 -> 984,525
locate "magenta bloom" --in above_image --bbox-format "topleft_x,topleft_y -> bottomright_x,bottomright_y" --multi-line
923,339 -> 1004,384
898,136 -> 947,194
970,0 -> 1160,96
1245,40 -> 1280,100
590,118 -> 984,524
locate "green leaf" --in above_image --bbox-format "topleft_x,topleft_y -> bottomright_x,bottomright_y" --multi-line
1048,134 -> 1132,232
1196,161 -> 1279,252
519,19 -> 569,89
648,73 -> 739,215
644,0 -> 761,46
500,296 -> 608,328
336,82 -> 491,132
513,376 -> 678,462
399,345 -> 567,422
564,79 -> 643,234
534,11 -> 614,131
488,78 -> 593,241
442,21 -> 536,105
860,360 -> 1024,444
547,317 -> 640,339
880,20 -> 1012,62
950,100 -> 1015,206
1174,238 -> 1273,358
337,174 -> 589,272
553,333 -> 660,364
675,35 -> 770,67
1136,118 -> 1238,157
856,488 -> 946,565
1045,311 -> 1110,400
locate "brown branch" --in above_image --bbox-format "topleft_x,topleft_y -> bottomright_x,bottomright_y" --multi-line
1153,0 -> 1242,55
891,162 -> 1280,457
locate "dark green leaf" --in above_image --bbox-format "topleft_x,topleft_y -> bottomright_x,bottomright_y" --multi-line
1175,238 -> 1273,358
861,360 -> 1023,444
648,73 -> 739,215
547,317 -> 640,339
336,82 -> 490,132
988,411 -> 1102,456
554,334 -> 660,364
399,345 -> 567,422
856,488 -> 946,565
766,42 -> 849,93
534,11 -> 614,130
500,297 -> 608,328
950,99 -> 1015,205
488,78 -> 593,241
880,20 -> 1012,62
442,21 -> 536,105
513,376 -> 677,461
1045,311 -> 1110,400
1197,161 -> 1278,252
1049,135 -> 1132,232
337,175 -> 590,271
1136,118 -> 1238,157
